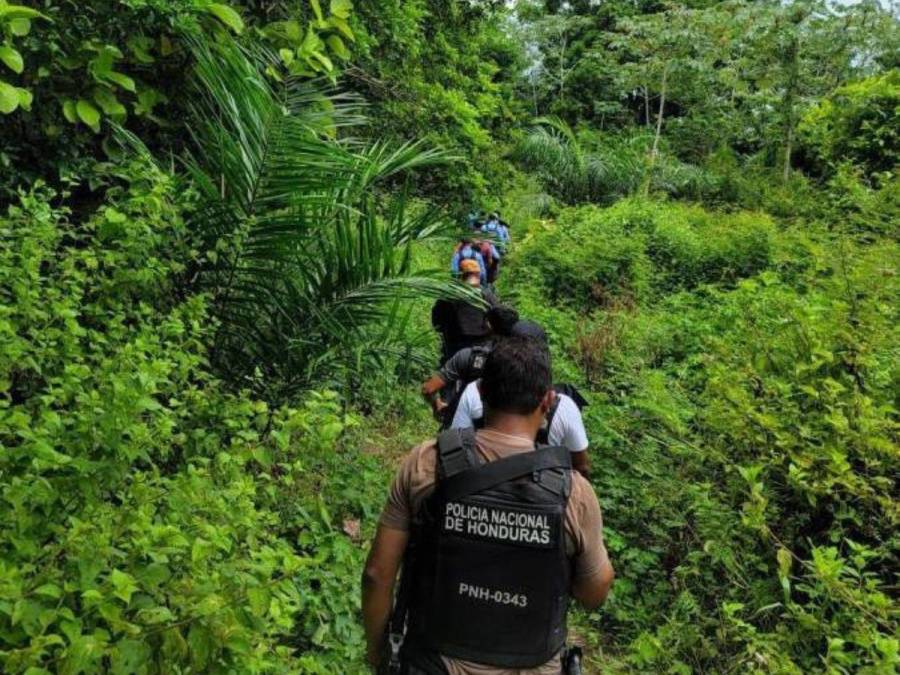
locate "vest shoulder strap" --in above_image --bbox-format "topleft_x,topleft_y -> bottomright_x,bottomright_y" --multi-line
436,427 -> 480,480
437,446 -> 571,503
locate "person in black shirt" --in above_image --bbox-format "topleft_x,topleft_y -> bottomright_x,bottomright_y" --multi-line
431,259 -> 499,364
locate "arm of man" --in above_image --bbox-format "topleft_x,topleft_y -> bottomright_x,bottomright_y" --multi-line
552,396 -> 591,478
361,448 -> 425,666
571,451 -> 591,477
362,525 -> 409,666
570,481 -> 614,610
450,251 -> 460,275
421,374 -> 447,402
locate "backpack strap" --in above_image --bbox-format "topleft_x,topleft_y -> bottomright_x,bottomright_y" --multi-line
554,383 -> 588,410
468,346 -> 490,378
536,397 -> 561,446
437,428 -> 480,480
437,446 -> 571,502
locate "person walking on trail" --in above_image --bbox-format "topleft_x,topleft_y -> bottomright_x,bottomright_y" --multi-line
421,305 -> 520,426
362,337 -> 614,674
431,259 -> 499,363
450,321 -> 593,478
479,212 -> 510,247
450,238 -> 487,285
475,238 -> 502,285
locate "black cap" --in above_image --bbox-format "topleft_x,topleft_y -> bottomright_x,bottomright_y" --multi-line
510,320 -> 547,344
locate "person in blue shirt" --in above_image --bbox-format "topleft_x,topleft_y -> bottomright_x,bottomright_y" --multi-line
450,238 -> 487,284
480,212 -> 510,246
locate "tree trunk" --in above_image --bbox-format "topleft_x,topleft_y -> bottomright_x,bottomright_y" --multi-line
644,66 -> 668,197
651,66 -> 668,161
643,85 -> 650,126
782,124 -> 793,182
558,34 -> 567,105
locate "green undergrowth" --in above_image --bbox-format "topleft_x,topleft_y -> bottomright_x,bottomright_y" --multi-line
501,197 -> 898,673
0,162 -> 434,673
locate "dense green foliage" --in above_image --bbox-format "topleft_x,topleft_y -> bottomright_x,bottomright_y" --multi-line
1,0 -> 897,672
503,199 -> 898,672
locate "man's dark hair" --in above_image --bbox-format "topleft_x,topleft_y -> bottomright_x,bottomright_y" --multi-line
486,305 -> 520,337
481,337 -> 551,415
460,237 -> 472,245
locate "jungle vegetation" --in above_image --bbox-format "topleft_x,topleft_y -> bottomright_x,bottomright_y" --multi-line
0,0 -> 897,672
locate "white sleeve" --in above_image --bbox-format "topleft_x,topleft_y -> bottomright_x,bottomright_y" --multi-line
451,381 -> 483,429
548,395 -> 589,452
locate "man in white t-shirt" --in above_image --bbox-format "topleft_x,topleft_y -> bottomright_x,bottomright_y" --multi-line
451,379 -> 591,476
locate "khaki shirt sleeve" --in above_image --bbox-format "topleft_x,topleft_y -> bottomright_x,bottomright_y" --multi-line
569,476 -> 610,582
378,441 -> 437,531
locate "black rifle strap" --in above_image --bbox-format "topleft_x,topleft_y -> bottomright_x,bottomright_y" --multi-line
437,445 -> 571,503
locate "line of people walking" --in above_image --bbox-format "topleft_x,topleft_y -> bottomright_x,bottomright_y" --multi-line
362,209 -> 614,674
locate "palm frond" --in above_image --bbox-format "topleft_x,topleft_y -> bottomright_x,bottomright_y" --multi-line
184,38 -> 464,401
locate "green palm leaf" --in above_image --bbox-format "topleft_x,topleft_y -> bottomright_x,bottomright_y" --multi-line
185,39 -> 473,400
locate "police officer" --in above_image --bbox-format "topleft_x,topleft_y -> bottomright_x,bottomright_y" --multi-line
363,337 -> 614,674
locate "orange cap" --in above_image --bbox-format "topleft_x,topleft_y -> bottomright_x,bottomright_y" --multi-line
460,259 -> 481,275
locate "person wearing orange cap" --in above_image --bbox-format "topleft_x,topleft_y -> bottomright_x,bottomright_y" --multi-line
431,257 -> 499,364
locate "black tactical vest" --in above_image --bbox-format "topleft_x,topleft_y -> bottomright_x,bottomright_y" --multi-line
404,428 -> 572,668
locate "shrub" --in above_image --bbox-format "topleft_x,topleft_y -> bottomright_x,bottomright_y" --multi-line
0,164 -> 382,672
800,71 -> 900,181
647,207 -> 776,291
512,204 -> 652,310
511,200 -> 775,311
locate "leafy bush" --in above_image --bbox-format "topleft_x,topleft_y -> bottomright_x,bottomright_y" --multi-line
511,199 -> 775,314
647,207 -> 775,291
0,163 -> 385,673
511,204 -> 652,310
504,203 -> 899,673
800,71 -> 900,182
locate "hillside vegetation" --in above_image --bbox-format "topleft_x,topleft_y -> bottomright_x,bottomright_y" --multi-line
0,0 -> 897,673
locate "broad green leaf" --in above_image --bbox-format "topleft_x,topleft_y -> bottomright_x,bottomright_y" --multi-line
0,45 -> 23,74
309,0 -> 324,22
0,6 -> 46,21
279,48 -> 294,66
16,86 -> 30,110
134,87 -> 167,116
310,50 -> 333,73
103,70 -> 136,92
109,639 -> 150,675
136,606 -> 174,625
326,35 -> 350,61
328,16 -> 354,42
187,625 -> 211,670
127,36 -> 155,64
159,35 -> 174,56
109,569 -> 138,604
93,87 -> 126,120
8,17 -> 30,36
75,98 -> 101,132
206,3 -> 244,34
62,98 -> 77,123
330,0 -> 352,19
0,79 -> 18,113
34,583 -> 62,599
247,586 -> 269,617
284,19 -> 302,42
299,27 -> 324,57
